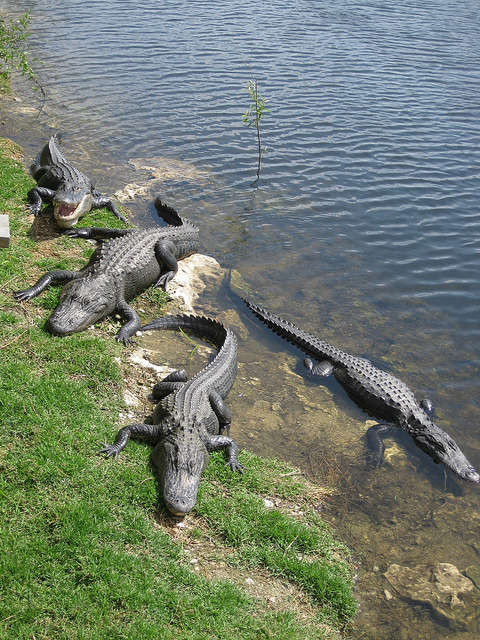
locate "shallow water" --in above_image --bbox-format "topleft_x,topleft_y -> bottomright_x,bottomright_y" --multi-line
2,0 -> 480,636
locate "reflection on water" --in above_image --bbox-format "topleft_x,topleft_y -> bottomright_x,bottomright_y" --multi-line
2,0 -> 480,636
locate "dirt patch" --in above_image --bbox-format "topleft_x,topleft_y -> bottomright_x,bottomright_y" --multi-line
151,501 -> 333,629
0,136 -> 25,161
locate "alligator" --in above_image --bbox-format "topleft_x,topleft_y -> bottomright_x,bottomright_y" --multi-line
243,298 -> 479,483
28,135 -> 127,228
13,198 -> 198,344
100,314 -> 243,515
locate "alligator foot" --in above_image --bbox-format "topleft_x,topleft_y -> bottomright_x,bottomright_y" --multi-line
153,239 -> 179,290
420,397 -> 434,415
304,358 -> 334,377
207,434 -> 244,474
13,287 -> 38,302
115,301 -> 142,345
365,423 -> 395,467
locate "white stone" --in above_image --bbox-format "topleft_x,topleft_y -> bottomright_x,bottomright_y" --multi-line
0,215 -> 10,248
167,253 -> 223,313
123,390 -> 139,407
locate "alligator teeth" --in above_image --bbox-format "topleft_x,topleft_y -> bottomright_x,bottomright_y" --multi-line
53,193 -> 93,228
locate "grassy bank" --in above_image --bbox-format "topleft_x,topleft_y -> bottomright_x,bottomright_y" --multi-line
0,138 -> 357,639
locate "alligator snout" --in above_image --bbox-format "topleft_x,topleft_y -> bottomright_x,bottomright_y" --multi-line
53,193 -> 93,229
163,495 -> 197,517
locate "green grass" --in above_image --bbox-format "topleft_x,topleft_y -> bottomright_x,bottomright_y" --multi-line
0,137 -> 357,639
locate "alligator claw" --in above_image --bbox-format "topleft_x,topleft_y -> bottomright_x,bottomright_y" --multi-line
154,272 -> 174,290
13,289 -> 35,302
28,204 -> 42,216
63,227 -> 90,238
366,451 -> 384,468
99,444 -> 119,459
115,332 -> 133,346
228,460 -> 244,474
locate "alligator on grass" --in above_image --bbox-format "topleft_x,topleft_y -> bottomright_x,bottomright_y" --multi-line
243,298 -> 479,483
28,135 -> 127,228
13,198 -> 198,344
101,314 -> 243,516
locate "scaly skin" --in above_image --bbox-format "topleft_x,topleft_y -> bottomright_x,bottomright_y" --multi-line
13,199 -> 198,344
101,315 -> 243,515
244,298 -> 479,483
28,135 -> 127,228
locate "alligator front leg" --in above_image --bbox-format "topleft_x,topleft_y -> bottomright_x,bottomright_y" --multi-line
206,434 -> 244,473
153,239 -> 179,289
115,299 -> 141,345
64,227 -> 132,241
365,423 -> 396,467
209,391 -> 232,435
13,270 -> 80,302
92,195 -> 128,224
100,423 -> 160,458
27,186 -> 56,216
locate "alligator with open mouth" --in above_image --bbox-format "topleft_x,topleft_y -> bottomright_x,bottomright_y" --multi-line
28,135 -> 127,228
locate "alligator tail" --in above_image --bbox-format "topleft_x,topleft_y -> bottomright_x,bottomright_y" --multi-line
141,314 -> 229,351
243,298 -> 345,364
40,134 -> 68,167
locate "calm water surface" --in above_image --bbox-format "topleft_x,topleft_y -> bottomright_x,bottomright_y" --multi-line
2,0 -> 480,637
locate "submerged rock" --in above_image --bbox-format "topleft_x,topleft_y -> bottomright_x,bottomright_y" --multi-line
114,183 -> 150,202
129,157 -> 212,185
384,562 -> 478,630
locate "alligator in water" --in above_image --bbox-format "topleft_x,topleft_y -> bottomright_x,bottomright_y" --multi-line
13,198 -> 198,344
28,135 -> 127,228
243,298 -> 479,483
101,314 -> 243,515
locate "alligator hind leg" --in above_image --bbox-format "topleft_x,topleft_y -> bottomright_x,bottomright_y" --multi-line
304,358 -> 334,377
365,423 -> 396,467
206,434 -> 244,473
209,391 -> 232,435
153,240 -> 179,289
13,269 -> 80,302
100,423 -> 160,458
152,370 -> 188,401
420,397 -> 434,415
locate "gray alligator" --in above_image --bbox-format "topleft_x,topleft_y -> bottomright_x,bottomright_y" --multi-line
101,314 -> 243,516
244,298 -> 479,483
13,198 -> 198,344
28,135 -> 127,228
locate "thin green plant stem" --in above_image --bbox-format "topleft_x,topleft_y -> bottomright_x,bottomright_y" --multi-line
242,76 -> 270,184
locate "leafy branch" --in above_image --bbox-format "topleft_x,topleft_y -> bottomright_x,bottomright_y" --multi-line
0,11 -> 45,108
242,77 -> 270,184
